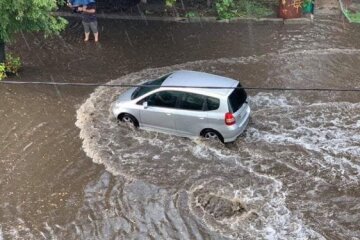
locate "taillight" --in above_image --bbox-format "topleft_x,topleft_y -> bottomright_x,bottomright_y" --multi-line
225,112 -> 236,126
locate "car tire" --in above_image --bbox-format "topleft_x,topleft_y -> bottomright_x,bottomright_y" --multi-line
201,129 -> 224,143
118,113 -> 139,128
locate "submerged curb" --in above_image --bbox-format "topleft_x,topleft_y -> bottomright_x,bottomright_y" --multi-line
284,18 -> 311,24
55,11 -> 311,24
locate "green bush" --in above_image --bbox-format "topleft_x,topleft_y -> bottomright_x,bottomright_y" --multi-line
165,0 -> 176,7
0,63 -> 5,80
0,54 -> 21,80
185,11 -> 200,18
236,0 -> 272,17
216,0 -> 236,19
5,54 -> 21,75
216,0 -> 272,19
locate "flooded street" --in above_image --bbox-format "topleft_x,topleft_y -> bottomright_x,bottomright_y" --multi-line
1,16 -> 360,239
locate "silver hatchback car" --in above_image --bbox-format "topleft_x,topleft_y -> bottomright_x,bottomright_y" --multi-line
112,70 -> 250,143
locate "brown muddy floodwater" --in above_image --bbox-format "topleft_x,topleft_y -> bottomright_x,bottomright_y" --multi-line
1,16 -> 360,239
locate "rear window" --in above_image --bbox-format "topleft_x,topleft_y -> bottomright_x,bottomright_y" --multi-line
228,83 -> 247,113
131,74 -> 169,99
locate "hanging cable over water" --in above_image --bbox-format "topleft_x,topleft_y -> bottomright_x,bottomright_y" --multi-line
1,80 -> 360,92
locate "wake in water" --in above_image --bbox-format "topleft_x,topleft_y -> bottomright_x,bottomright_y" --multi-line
4,49 -> 360,239
74,50 -> 360,239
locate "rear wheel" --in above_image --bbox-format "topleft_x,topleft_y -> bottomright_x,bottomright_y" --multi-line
201,129 -> 224,143
118,113 -> 139,128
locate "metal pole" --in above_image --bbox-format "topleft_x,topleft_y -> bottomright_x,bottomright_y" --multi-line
0,40 -> 5,64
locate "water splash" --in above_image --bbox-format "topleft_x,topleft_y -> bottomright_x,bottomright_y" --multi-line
73,50 -> 360,239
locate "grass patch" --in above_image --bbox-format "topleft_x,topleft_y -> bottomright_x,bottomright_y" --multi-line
235,0 -> 273,17
346,11 -> 360,23
185,11 -> 200,18
216,0 -> 273,19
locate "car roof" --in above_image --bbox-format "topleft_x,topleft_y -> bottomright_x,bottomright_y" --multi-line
161,70 -> 239,97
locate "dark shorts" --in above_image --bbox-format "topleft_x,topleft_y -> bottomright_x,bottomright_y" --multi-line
82,20 -> 98,33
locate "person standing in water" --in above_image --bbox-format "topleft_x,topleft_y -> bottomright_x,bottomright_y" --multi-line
78,2 -> 99,42
68,1 -> 99,42
310,0 -> 315,21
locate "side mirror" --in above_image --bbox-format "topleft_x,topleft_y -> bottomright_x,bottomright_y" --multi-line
143,101 -> 148,109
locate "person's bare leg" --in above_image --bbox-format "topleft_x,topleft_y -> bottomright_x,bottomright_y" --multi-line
84,32 -> 90,42
94,32 -> 99,42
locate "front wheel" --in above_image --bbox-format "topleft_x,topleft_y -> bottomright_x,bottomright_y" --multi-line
201,129 -> 224,143
118,113 -> 139,128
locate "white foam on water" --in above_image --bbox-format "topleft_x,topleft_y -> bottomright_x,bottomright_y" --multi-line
75,50 -> 360,239
75,55 -> 262,177
187,142 -> 326,240
246,95 -> 360,185
2,218 -> 38,240
187,91 -> 359,239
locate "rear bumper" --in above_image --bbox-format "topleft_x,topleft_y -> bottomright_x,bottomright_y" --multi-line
223,105 -> 250,143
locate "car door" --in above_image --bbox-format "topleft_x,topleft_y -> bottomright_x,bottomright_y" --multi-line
139,91 -> 180,133
174,92 -> 208,136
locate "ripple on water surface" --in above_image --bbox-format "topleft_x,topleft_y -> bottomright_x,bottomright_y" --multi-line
73,51 -> 360,239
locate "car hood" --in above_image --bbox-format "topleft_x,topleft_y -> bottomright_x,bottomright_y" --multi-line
116,87 -> 137,102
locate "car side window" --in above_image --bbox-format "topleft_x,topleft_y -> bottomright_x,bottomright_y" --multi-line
179,93 -> 205,111
206,97 -> 220,111
146,91 -> 181,108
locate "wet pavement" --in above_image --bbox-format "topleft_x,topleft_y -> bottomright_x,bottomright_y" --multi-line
1,16 -> 360,239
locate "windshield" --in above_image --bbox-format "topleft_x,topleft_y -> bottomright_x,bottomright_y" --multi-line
131,74 -> 169,100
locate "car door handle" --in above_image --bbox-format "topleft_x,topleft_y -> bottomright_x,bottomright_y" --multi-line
166,113 -> 171,116
199,117 -> 205,120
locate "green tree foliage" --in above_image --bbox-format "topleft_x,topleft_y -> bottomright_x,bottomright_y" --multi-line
165,0 -> 177,7
0,0 -> 68,62
216,0 -> 236,19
